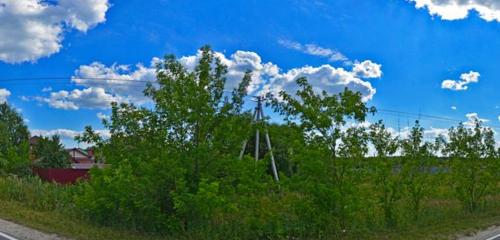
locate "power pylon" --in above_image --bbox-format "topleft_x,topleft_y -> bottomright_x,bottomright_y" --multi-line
239,96 -> 280,182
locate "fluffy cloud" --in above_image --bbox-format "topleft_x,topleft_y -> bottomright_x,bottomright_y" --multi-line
71,58 -> 159,103
96,112 -> 109,120
278,39 -> 348,62
262,64 -> 377,102
441,71 -> 480,91
0,0 -> 109,63
411,0 -> 500,22
451,106 -> 457,110
0,88 -> 11,103
179,49 -> 379,102
352,60 -> 382,78
36,87 -> 123,110
31,128 -> 110,139
464,112 -> 488,126
179,50 -> 280,93
38,49 -> 380,110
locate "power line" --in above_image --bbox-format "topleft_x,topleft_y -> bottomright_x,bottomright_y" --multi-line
376,109 -> 500,130
2,76 -> 499,129
0,76 -> 154,83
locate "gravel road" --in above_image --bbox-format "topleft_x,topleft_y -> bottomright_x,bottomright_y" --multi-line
0,218 -> 68,240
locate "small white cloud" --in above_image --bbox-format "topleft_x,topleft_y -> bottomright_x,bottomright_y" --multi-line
352,60 -> 382,78
451,106 -> 457,110
0,88 -> 11,103
278,39 -> 348,62
41,87 -> 52,92
411,0 -> 500,22
464,112 -> 488,126
441,71 -> 480,91
96,112 -> 109,121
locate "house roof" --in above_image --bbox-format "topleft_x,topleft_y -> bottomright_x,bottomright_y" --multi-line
66,148 -> 89,157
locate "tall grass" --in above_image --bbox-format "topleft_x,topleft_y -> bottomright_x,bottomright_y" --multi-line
0,176 -> 77,212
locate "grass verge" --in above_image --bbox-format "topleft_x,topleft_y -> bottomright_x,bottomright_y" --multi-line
0,199 -> 163,240
2,198 -> 500,240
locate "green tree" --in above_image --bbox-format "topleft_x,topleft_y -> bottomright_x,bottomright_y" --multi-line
0,103 -> 30,175
32,135 -> 71,168
368,120 -> 402,227
444,121 -> 495,213
271,78 -> 374,235
76,45 -> 261,233
400,121 -> 434,220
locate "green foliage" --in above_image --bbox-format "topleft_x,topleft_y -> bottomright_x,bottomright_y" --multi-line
443,121 -> 496,213
369,121 -> 403,227
5,46 -> 498,239
75,45 -> 256,233
0,103 -> 30,175
0,176 -> 76,211
400,121 -> 435,220
271,77 -> 373,235
32,135 -> 71,168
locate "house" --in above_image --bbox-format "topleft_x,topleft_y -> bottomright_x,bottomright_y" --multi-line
67,148 -> 94,164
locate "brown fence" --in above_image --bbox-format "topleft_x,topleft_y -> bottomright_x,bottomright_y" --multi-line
32,167 -> 90,184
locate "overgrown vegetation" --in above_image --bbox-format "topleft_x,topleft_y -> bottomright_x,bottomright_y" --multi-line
0,103 -> 30,175
32,135 -> 71,168
1,46 -> 500,239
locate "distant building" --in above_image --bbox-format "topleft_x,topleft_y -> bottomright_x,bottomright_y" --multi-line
67,148 -> 94,164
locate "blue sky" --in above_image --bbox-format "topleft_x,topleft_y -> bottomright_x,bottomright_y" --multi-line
2,0 -> 500,146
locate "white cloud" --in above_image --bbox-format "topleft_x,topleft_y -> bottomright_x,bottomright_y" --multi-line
262,64 -> 377,102
464,112 -> 488,126
38,48 -> 379,110
278,39 -> 348,62
36,87 -> 124,110
41,87 -> 52,92
0,88 -> 11,103
179,50 -> 377,100
96,112 -> 109,121
451,106 -> 457,110
31,128 -> 110,139
441,71 -> 480,91
0,0 -> 109,63
179,50 -> 280,93
352,60 -> 382,78
411,0 -> 500,22
71,58 -> 159,104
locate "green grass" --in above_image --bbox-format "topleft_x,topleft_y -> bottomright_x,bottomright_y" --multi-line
2,198 -> 500,240
0,199 -> 164,240
1,176 -> 500,240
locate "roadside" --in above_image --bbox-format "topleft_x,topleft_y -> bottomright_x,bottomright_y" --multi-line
458,225 -> 500,240
0,200 -> 162,240
0,218 -> 67,240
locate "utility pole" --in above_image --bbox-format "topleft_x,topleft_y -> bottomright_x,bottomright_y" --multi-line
239,96 -> 280,182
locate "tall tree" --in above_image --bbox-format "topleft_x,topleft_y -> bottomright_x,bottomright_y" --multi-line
400,121 -> 433,220
0,103 -> 30,175
369,120 -> 402,227
444,121 -> 495,213
76,46 -> 260,232
271,78 -> 374,234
